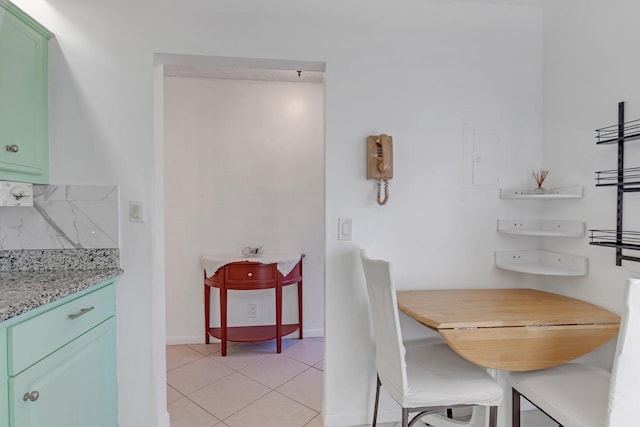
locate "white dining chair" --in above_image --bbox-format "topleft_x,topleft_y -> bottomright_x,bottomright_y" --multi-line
360,250 -> 503,427
510,276 -> 640,427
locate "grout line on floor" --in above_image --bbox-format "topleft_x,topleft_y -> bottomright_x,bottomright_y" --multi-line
213,389 -> 272,423
273,387 -> 320,415
180,369 -> 236,398
167,340 -> 324,427
272,388 -> 321,418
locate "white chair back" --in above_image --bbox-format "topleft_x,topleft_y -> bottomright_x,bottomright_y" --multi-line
607,276 -> 640,426
360,250 -> 408,401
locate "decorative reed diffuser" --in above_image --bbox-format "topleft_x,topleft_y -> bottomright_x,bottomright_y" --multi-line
532,169 -> 549,192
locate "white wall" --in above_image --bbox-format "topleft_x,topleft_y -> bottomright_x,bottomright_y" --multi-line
541,0 -> 640,369
163,76 -> 324,343
321,3 -> 543,424
13,1 -> 544,426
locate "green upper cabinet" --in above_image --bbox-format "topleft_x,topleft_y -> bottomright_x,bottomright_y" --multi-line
0,1 -> 51,183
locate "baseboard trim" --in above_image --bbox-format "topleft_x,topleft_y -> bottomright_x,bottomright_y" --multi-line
157,411 -> 170,427
303,328 -> 324,338
165,335 -> 205,345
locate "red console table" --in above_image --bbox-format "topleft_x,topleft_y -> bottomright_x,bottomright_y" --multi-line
203,255 -> 304,356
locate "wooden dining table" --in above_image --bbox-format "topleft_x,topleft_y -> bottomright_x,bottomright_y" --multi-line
396,288 -> 621,372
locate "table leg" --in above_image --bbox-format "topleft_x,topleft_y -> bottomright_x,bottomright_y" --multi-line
298,280 -> 303,339
512,388 -> 521,427
204,284 -> 210,344
220,287 -> 227,356
276,283 -> 283,353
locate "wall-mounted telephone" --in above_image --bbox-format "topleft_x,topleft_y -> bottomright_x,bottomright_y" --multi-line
366,134 -> 393,205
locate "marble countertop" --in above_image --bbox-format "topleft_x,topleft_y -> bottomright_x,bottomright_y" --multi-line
0,248 -> 123,322
0,268 -> 123,322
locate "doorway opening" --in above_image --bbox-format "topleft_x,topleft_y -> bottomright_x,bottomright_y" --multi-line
155,54 -> 326,425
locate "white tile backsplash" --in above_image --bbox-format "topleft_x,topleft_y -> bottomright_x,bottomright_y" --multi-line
0,185 -> 119,249
32,185 -> 67,201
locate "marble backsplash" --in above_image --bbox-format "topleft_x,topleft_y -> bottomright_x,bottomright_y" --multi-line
0,185 -> 119,249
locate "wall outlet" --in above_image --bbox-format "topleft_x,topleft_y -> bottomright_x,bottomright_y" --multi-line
248,303 -> 258,318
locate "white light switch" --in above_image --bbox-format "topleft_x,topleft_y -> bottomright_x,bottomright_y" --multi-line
338,218 -> 352,241
130,200 -> 145,222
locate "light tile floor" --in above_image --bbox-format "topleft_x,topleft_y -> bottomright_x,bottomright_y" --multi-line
167,339 -> 554,427
167,338 -> 325,427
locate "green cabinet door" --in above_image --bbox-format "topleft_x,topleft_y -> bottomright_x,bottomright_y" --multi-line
0,327 -> 8,427
0,1 -> 51,183
9,318 -> 117,427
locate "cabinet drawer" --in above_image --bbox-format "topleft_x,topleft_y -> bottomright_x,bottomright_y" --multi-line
226,263 -> 276,284
8,283 -> 115,375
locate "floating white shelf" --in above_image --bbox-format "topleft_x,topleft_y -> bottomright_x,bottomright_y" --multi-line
497,220 -> 586,237
495,250 -> 588,276
500,186 -> 583,199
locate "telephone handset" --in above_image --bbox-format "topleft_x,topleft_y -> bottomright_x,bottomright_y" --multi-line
366,134 -> 393,205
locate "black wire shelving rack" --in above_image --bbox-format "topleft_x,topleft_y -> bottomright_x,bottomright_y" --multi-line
590,102 -> 640,265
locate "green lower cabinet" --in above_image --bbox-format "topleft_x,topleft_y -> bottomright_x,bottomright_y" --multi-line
10,318 -> 117,427
0,328 -> 8,427
0,0 -> 52,183
1,280 -> 118,427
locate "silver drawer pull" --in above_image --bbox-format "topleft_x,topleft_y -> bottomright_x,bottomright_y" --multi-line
23,391 -> 39,402
68,306 -> 95,320
5,144 -> 19,153
247,272 -> 253,277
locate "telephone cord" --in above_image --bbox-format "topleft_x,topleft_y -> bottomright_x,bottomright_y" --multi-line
377,179 -> 389,205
